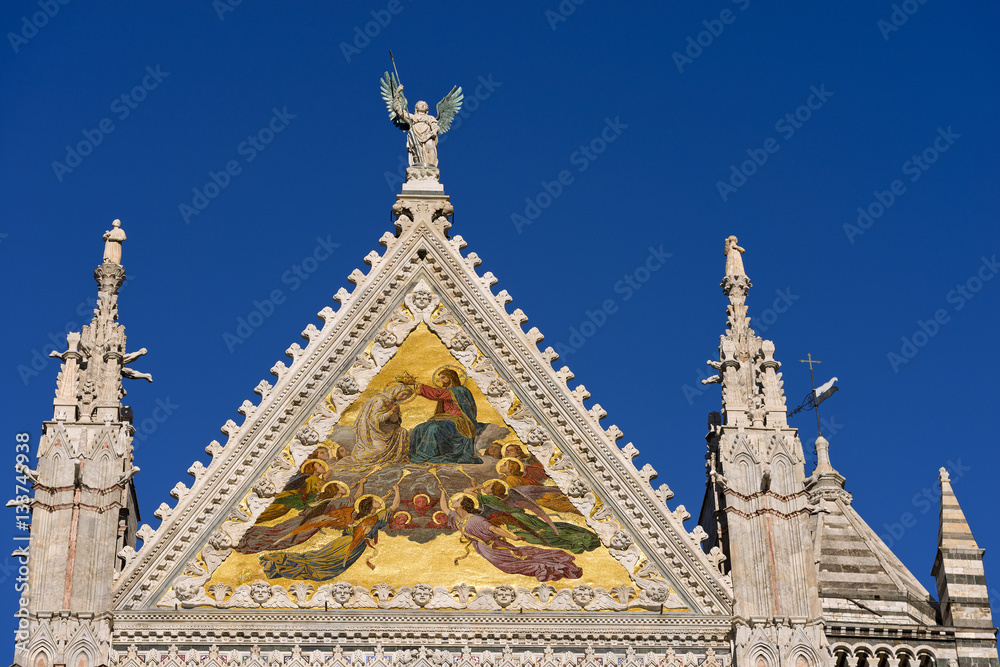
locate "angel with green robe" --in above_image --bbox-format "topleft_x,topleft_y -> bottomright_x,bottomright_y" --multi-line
259,483 -> 401,581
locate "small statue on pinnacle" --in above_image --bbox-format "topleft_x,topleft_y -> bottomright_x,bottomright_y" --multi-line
724,235 -> 746,277
103,219 -> 126,265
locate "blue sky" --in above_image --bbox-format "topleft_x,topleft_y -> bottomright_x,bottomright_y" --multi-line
2,1 -> 999,637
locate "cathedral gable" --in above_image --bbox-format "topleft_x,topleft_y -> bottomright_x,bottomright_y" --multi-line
111,201 -> 731,617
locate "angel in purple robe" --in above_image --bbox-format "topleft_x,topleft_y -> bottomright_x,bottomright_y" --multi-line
438,487 -> 582,582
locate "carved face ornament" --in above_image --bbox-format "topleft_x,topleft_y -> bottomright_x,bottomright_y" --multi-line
567,479 -> 589,498
252,478 -> 276,499
411,290 -> 433,310
492,584 -> 516,607
411,583 -> 433,607
331,582 -> 354,605
208,529 -> 233,551
174,580 -> 200,602
609,530 -> 633,551
295,425 -> 321,447
249,581 -> 273,605
375,330 -> 397,348
572,585 -> 595,607
646,583 -> 669,603
450,332 -> 473,350
336,376 -> 360,395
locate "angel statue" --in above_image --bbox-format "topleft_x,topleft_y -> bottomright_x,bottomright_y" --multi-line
380,68 -> 463,172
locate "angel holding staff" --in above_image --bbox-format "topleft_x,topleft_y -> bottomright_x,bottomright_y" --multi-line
380,54 -> 463,169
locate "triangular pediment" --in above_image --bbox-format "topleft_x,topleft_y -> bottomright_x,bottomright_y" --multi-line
112,195 -> 731,615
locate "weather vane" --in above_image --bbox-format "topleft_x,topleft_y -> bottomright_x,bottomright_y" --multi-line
380,51 -> 463,188
789,353 -> 839,439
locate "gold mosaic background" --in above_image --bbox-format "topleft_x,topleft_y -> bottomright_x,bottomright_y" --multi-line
204,323 -> 635,595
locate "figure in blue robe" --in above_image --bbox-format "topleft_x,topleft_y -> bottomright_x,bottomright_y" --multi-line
405,369 -> 486,465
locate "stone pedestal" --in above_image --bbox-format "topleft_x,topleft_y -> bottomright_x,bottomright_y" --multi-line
402,165 -> 444,193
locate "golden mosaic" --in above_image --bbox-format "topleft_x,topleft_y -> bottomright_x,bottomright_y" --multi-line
199,324 -> 649,601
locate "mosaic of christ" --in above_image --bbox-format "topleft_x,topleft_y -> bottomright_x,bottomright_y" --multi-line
209,325 -> 632,592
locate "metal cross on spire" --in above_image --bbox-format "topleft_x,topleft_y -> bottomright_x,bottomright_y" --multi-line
799,352 -> 821,373
799,353 -> 823,437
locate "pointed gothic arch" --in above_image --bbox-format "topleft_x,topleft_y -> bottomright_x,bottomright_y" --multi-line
84,446 -> 116,489
785,629 -> 822,667
48,445 -> 75,480
26,626 -> 56,667
65,625 -> 95,666
768,452 -> 795,496
731,451 -> 758,496
745,640 -> 779,667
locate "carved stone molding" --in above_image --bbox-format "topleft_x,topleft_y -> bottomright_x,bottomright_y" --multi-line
109,644 -> 731,667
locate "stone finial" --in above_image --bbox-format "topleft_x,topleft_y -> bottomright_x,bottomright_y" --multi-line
103,219 -> 127,265
939,466 -> 950,483
807,434 -> 847,495
814,436 -> 833,473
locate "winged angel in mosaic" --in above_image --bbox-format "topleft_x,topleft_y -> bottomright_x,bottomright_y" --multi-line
380,68 -> 463,168
212,318 -> 619,589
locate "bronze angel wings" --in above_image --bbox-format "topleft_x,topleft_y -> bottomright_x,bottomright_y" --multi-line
379,71 -> 464,133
